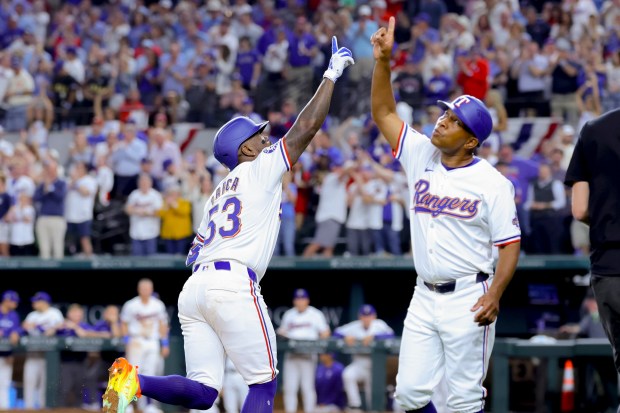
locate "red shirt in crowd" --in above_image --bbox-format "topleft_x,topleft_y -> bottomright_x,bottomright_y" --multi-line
456,56 -> 490,100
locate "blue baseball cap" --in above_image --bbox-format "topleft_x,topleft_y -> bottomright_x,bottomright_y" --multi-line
31,291 -> 51,303
2,290 -> 19,303
359,304 -> 376,316
213,117 -> 269,170
293,288 -> 309,299
437,95 -> 493,144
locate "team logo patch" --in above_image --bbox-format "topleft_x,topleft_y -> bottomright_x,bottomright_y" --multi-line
262,143 -> 278,154
512,214 -> 520,229
413,179 -> 480,219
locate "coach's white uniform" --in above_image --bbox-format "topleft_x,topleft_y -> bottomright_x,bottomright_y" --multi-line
22,307 -> 64,409
392,122 -> 521,412
222,358 -> 248,413
179,138 -> 293,390
279,305 -> 329,413
334,319 -> 394,409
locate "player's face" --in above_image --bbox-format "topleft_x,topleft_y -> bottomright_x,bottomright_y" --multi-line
431,110 -> 478,155
293,297 -> 309,311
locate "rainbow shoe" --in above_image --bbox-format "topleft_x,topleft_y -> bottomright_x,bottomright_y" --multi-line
102,357 -> 142,413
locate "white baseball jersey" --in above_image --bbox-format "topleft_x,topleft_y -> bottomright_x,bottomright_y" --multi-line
393,122 -> 521,283
65,175 -> 98,223
346,182 -> 369,230
193,138 -> 291,280
23,307 -> 64,335
126,188 -> 163,240
364,178 -> 388,230
279,306 -> 329,340
120,296 -> 168,340
333,319 -> 394,340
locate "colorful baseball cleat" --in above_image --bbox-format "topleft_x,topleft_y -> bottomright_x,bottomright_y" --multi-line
102,357 -> 142,413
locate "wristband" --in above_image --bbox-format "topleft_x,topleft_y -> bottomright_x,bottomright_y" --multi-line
160,338 -> 170,347
123,335 -> 130,345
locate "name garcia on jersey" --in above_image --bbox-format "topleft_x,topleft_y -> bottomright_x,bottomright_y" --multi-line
413,179 -> 480,219
211,177 -> 240,206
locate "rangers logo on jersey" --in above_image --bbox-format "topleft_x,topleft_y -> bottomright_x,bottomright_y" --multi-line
413,179 -> 480,219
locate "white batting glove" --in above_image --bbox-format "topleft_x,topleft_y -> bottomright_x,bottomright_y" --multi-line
323,36 -> 355,83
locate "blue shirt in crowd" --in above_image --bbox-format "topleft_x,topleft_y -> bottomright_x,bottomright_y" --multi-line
315,359 -> 346,409
34,179 -> 67,217
0,192 -> 11,219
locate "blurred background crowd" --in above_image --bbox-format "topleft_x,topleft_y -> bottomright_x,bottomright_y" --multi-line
0,0 -> 618,258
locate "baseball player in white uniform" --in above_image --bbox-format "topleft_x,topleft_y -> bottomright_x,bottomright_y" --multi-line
370,18 -> 521,413
333,305 -> 395,411
120,279 -> 170,413
277,288 -> 330,413
102,37 -> 354,413
0,291 -> 21,409
21,292 -> 64,409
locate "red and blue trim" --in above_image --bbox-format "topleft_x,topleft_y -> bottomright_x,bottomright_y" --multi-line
392,122 -> 408,160
249,279 -> 277,380
279,138 -> 292,171
493,235 -> 521,247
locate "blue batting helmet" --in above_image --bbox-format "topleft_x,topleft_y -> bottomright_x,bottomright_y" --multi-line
213,117 -> 269,170
437,95 -> 493,143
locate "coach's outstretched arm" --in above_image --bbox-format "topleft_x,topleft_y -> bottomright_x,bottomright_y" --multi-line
285,37 -> 354,164
370,17 -> 402,150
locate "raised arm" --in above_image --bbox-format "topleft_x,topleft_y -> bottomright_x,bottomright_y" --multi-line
370,17 -> 403,150
284,37 -> 354,164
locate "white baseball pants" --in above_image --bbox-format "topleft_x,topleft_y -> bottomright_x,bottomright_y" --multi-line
23,355 -> 46,409
178,261 -> 278,391
283,354 -> 317,413
222,369 -> 249,413
395,276 -> 495,413
0,357 -> 13,409
342,356 -> 371,409
126,338 -> 161,410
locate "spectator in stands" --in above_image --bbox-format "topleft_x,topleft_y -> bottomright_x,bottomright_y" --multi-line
22,292 -> 64,409
524,163 -> 567,254
118,89 -> 145,124
67,129 -> 93,169
286,16 -> 318,111
81,64 -> 113,126
345,163 -> 372,257
315,352 -> 346,413
53,303 -> 95,407
549,38 -> 580,127
0,175 -> 10,257
423,61 -> 452,106
149,127 -> 182,184
347,5 -> 378,86
4,54 -> 34,132
125,174 -> 163,256
275,172 -> 297,257
109,120 -> 147,198
576,71 -> 603,133
302,156 -> 351,258
185,56 -> 217,127
557,124 -> 577,171
393,57 -> 424,117
455,47 -> 490,101
34,158 -> 67,259
158,185 -> 192,255
361,165 -> 389,255
333,305 -> 395,412
511,40 -> 550,117
235,36 -> 261,92
65,162 -> 98,257
6,192 -> 36,256
484,89 -> 509,155
257,28 -> 289,115
0,290 -> 21,409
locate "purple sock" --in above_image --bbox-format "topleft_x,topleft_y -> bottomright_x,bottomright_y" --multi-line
138,374 -> 218,410
406,401 -> 438,413
240,379 -> 277,413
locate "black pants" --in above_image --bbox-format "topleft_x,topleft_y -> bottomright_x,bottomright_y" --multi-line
591,274 -> 620,373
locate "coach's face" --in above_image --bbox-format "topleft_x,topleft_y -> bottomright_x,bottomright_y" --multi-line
431,109 -> 478,155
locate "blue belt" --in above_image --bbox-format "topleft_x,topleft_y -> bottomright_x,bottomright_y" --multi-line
424,272 -> 489,294
194,261 -> 257,283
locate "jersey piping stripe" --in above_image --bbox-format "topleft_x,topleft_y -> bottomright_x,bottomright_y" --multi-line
496,238 -> 521,247
279,138 -> 292,171
249,279 -> 277,380
480,280 -> 490,409
393,122 -> 407,160
196,233 -> 205,243
493,234 -> 521,246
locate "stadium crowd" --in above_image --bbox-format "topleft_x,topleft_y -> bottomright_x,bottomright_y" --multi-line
1,0 -> 619,258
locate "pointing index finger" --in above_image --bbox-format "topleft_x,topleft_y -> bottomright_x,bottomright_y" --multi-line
387,16 -> 395,38
332,36 -> 338,54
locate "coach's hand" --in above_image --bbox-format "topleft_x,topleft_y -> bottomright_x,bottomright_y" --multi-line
323,36 -> 354,83
471,291 -> 500,326
370,16 -> 395,62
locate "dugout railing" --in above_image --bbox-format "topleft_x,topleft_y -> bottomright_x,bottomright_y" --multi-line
0,336 -> 613,412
